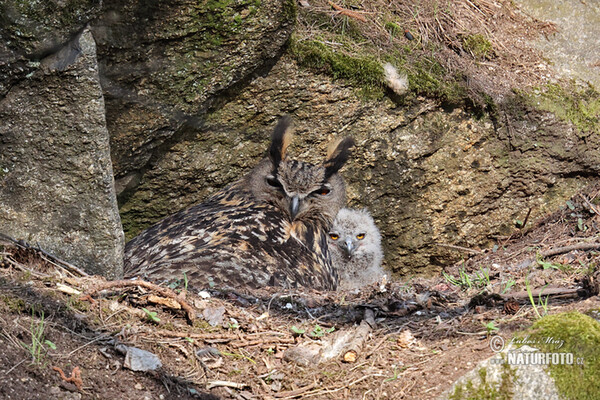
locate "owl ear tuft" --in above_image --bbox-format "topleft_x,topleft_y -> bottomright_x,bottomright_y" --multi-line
269,116 -> 293,168
324,137 -> 354,179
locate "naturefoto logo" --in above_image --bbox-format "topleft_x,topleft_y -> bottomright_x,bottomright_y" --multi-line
488,335 -> 584,366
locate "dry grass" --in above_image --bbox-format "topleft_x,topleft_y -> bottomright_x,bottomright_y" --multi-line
295,0 -> 558,101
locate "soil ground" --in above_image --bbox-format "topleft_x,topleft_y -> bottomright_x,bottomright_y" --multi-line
2,183 -> 600,400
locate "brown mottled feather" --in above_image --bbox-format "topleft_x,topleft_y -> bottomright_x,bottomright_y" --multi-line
124,118 -> 354,291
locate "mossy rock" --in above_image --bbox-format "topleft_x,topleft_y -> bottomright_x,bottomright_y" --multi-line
515,312 -> 600,399
94,0 -> 297,180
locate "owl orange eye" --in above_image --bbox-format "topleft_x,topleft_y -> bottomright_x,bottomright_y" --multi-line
316,186 -> 330,196
329,233 -> 339,240
356,233 -> 365,240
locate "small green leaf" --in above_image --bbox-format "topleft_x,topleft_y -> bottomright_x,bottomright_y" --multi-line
142,307 -> 161,323
207,277 -> 216,288
44,340 -> 56,350
290,326 -> 306,335
566,200 -> 575,210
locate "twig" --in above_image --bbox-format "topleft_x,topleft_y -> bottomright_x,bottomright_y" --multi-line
300,374 -> 386,398
518,242 -> 600,269
231,338 -> 296,348
3,257 -> 51,278
39,253 -> 88,278
520,207 -> 532,230
4,359 -> 27,375
327,1 -> 367,22
541,243 -> 600,257
86,279 -> 195,323
0,233 -> 88,277
274,382 -> 318,398
62,336 -> 108,358
206,380 -> 247,390
435,243 -> 483,254
342,309 -> 375,363
505,287 -> 580,301
580,194 -> 600,215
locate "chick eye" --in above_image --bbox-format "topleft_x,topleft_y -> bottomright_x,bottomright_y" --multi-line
356,233 -> 365,240
329,233 -> 339,240
266,175 -> 281,188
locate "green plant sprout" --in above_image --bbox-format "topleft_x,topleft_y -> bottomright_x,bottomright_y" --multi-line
501,279 -> 516,294
21,310 -> 56,365
142,307 -> 161,323
482,321 -> 499,336
525,277 -> 549,319
310,325 -> 335,338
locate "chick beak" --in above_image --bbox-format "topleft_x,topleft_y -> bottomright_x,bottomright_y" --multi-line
343,237 -> 354,258
290,195 -> 300,220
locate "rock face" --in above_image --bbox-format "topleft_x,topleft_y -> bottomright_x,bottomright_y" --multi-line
92,0 -> 296,195
442,312 -> 600,399
0,29 -> 124,278
118,54 -> 600,275
0,0 -> 101,97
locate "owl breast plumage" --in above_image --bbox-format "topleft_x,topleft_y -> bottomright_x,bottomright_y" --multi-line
124,117 -> 354,291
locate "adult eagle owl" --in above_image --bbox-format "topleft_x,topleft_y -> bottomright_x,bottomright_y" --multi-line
124,117 -> 354,291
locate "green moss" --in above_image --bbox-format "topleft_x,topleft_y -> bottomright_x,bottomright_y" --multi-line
530,83 -> 600,136
66,295 -> 90,313
449,361 -> 515,400
462,34 -> 493,59
289,37 -> 385,97
0,295 -> 27,313
408,58 -> 467,104
384,21 -> 403,38
516,312 -> 600,399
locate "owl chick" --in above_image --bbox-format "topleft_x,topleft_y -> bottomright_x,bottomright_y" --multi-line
124,117 -> 354,291
328,208 -> 384,290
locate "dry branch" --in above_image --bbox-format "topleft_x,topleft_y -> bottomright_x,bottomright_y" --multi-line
328,1 -> 367,22
0,233 -> 88,277
342,309 -> 375,363
505,287 -> 581,301
519,242 -> 600,269
273,382 -> 318,398
86,279 -> 195,323
206,380 -> 247,390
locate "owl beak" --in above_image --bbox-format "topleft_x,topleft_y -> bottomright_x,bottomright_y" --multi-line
290,195 -> 300,220
343,237 -> 354,258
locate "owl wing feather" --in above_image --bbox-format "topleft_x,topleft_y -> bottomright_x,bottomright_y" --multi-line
124,184 -> 337,290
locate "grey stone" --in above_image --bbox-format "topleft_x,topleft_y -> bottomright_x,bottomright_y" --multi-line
0,28 -> 124,278
439,345 -> 561,400
0,0 -> 101,97
123,346 -> 162,372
